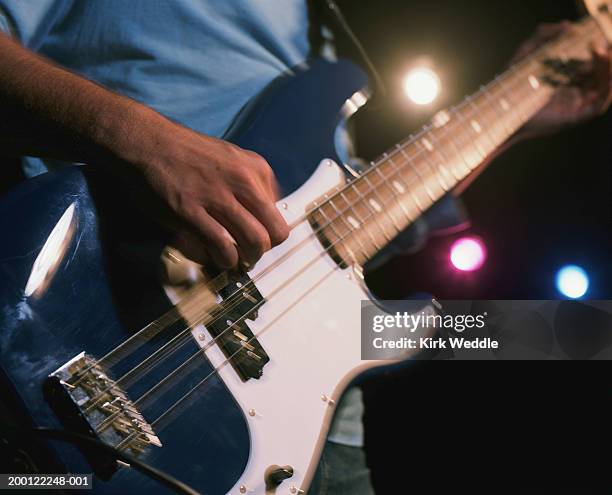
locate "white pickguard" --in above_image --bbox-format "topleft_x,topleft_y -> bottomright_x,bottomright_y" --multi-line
165,160 -> 425,494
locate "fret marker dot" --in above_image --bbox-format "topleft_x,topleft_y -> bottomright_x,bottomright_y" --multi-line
433,110 -> 451,128
471,120 -> 482,134
500,99 -> 510,111
529,75 -> 540,89
369,198 -> 382,212
347,216 -> 360,229
393,181 -> 406,194
422,138 -> 434,152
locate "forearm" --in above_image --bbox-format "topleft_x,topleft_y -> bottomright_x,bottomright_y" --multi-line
0,32 -> 157,167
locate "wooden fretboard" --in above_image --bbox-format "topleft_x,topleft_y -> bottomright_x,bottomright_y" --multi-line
309,16 -> 605,267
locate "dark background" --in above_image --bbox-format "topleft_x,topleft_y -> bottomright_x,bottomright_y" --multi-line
0,1 -> 609,491
335,0 -> 611,492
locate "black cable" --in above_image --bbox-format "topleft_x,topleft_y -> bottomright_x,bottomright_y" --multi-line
1,425 -> 200,495
323,0 -> 387,99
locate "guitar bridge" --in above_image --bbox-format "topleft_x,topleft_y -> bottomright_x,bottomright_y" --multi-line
43,352 -> 161,479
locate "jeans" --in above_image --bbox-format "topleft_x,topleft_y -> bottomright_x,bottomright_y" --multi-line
309,441 -> 375,495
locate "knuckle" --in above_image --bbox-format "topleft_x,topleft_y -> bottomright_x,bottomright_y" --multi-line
233,164 -> 257,186
246,227 -> 271,257
206,192 -> 233,215
247,151 -> 274,178
275,221 -> 290,244
237,179 -> 266,203
216,238 -> 238,266
176,196 -> 200,221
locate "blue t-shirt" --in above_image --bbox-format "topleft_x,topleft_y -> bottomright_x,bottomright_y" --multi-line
0,0 -> 312,177
0,0 -> 365,447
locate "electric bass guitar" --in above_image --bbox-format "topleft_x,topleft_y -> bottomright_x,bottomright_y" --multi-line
0,2 -> 610,493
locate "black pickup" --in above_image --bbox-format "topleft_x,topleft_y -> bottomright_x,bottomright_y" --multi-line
206,270 -> 270,381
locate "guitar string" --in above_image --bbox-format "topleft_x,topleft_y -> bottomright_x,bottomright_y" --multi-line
80,18 -> 596,426
118,37 -> 567,440
106,26 -> 602,447
81,22 -> 569,413
106,20 -> 602,443
78,20 -> 597,420
125,21 -> 604,424
77,15 -> 594,381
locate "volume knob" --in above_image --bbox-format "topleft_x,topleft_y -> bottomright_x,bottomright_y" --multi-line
265,465 -> 294,487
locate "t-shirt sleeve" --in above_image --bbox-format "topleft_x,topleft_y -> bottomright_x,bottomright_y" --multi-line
0,0 -> 71,48
0,5 -> 14,36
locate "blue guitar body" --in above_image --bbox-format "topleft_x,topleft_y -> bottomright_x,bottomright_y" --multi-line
0,59 -> 369,494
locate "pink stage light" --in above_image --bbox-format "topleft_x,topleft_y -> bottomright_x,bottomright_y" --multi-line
450,237 -> 487,272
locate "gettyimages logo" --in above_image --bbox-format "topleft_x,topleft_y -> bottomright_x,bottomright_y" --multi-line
372,311 -> 487,334
361,300 -> 612,361
364,302 -> 496,359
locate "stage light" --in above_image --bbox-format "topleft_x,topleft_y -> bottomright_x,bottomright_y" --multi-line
403,67 -> 440,105
450,237 -> 486,272
556,265 -> 589,299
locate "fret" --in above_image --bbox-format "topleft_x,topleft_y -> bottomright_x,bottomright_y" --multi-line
398,144 -> 450,193
316,199 -> 348,248
445,107 -> 481,172
351,179 -> 401,248
350,182 -> 377,216
343,184 -> 372,224
408,139 -> 447,195
491,78 -> 515,129
478,86 -> 508,141
379,157 -> 422,222
377,155 -> 414,198
359,169 -> 385,206
358,173 -> 394,243
392,148 -> 441,201
336,192 -> 371,262
349,180 -> 388,243
409,135 -> 457,190
328,196 -> 376,262
465,94 -> 497,156
340,188 -> 383,257
379,160 -> 428,218
493,74 -> 524,131
427,127 -> 465,181
456,102 -> 489,162
371,164 -> 406,232
505,65 -> 535,124
465,101 -> 493,159
372,163 -> 415,225
481,83 -> 515,138
517,61 -> 551,122
522,59 -> 546,95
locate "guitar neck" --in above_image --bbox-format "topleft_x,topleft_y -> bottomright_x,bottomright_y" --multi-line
311,15 -> 604,267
